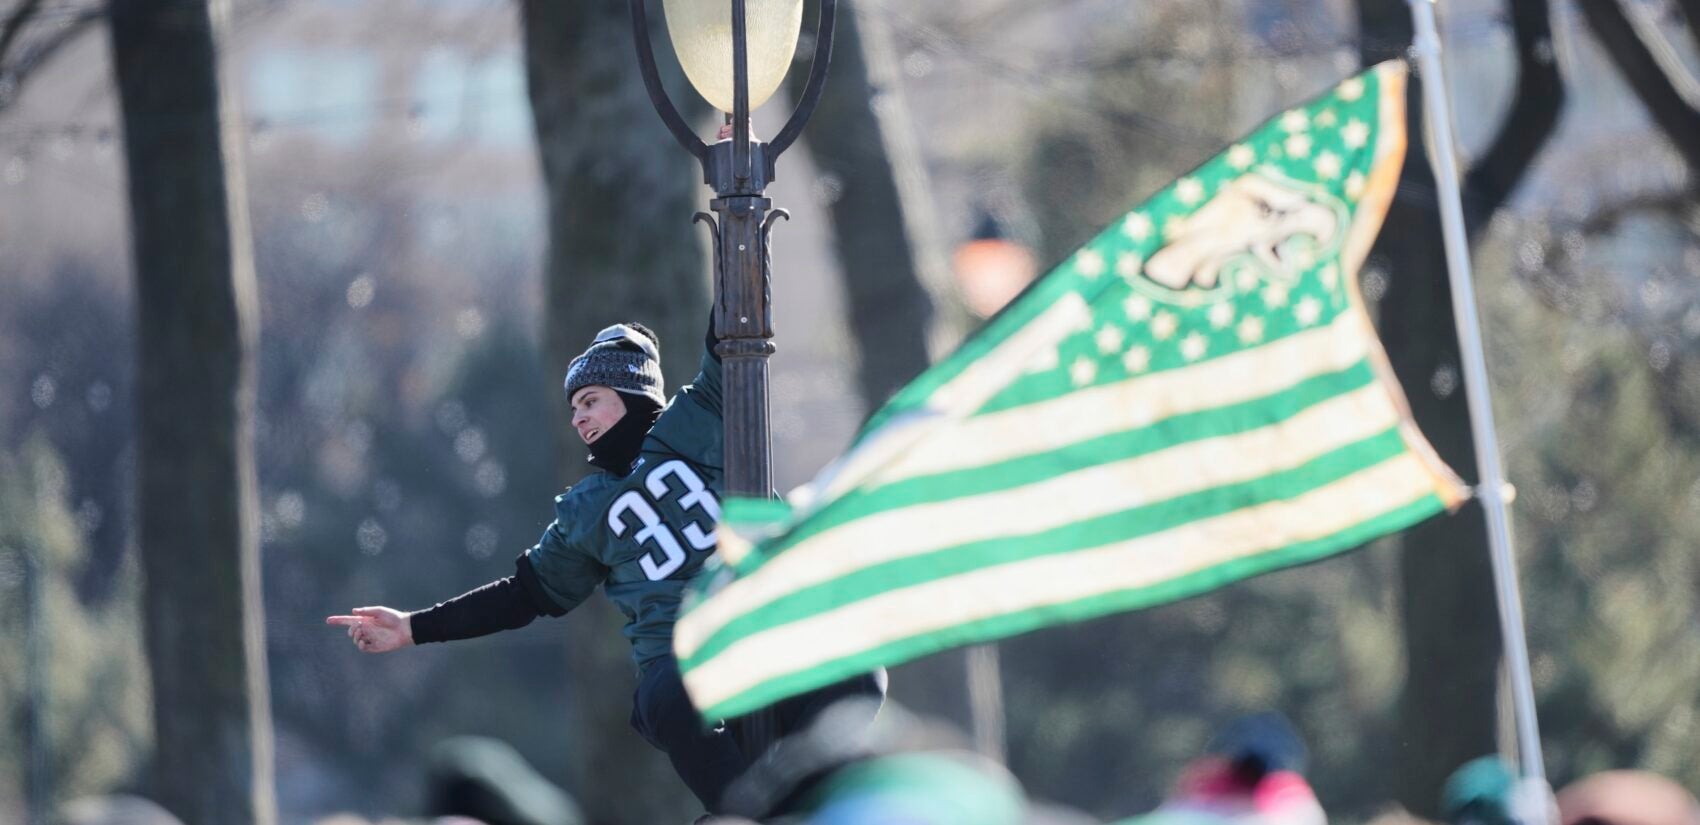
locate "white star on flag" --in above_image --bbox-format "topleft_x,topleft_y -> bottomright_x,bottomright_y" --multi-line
1345,171 -> 1366,200
1095,324 -> 1125,355
1236,269 -> 1260,291
1314,151 -> 1342,180
1122,212 -> 1152,241
1208,302 -> 1235,329
1228,144 -> 1255,170
1316,109 -> 1338,127
1338,77 -> 1365,101
1069,356 -> 1098,387
1179,332 -> 1209,361
1295,296 -> 1323,327
1151,310 -> 1179,340
1320,264 -> 1340,290
1263,282 -> 1290,308
1285,133 -> 1312,159
1280,110 -> 1309,133
1115,252 -> 1143,280
1342,119 -> 1370,149
1074,250 -> 1106,278
1122,345 -> 1151,374
1237,315 -> 1265,344
1176,177 -> 1205,205
1124,293 -> 1153,321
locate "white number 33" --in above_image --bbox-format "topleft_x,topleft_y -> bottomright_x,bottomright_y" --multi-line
607,460 -> 721,581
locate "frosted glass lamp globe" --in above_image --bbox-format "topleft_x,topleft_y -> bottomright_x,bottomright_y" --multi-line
663,0 -> 804,113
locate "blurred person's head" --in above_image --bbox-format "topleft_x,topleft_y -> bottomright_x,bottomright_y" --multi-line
1556,770 -> 1700,825
1110,812 -> 1234,825
1362,809 -> 1441,825
425,736 -> 585,825
1162,712 -> 1324,825
800,751 -> 1027,825
55,795 -> 184,825
1439,756 -> 1560,825
1204,712 -> 1308,787
720,698 -> 1028,824
1442,756 -> 1517,825
564,323 -> 664,470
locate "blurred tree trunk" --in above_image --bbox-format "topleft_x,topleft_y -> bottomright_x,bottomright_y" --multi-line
784,3 -> 937,409
521,1 -> 709,820
1356,0 -> 1561,814
107,1 -> 274,823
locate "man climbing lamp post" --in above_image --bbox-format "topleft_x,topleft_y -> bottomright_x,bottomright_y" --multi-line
629,0 -> 837,758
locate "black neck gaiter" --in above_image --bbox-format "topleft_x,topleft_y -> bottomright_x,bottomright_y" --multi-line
587,394 -> 663,475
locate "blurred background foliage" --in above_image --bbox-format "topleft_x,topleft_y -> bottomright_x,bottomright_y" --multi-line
1,0 -> 1698,822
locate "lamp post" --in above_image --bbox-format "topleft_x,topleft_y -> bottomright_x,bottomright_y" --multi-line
629,0 -> 836,499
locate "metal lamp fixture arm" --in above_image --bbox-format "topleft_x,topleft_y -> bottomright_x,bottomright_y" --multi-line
628,0 -> 710,164
732,0 -> 751,185
627,0 -> 837,189
765,0 -> 835,169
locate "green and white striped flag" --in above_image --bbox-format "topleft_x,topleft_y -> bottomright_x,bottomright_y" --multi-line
677,61 -> 1468,720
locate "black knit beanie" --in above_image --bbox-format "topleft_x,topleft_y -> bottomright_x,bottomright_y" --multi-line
567,323 -> 665,475
564,323 -> 665,408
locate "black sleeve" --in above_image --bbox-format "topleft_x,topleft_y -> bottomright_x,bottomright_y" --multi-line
409,557 -> 565,644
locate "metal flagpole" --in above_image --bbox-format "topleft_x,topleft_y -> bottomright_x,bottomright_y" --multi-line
1406,0 -> 1548,788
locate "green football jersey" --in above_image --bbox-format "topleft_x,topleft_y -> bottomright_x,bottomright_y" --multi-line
524,348 -> 724,671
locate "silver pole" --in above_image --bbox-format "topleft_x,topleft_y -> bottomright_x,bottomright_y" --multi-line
965,645 -> 1006,763
1407,0 -> 1547,787
23,547 -> 51,825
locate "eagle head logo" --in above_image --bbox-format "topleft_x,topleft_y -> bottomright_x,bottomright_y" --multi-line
1141,173 -> 1345,299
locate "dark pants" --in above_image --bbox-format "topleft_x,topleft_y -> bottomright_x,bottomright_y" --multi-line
631,656 -> 886,813
630,656 -> 747,812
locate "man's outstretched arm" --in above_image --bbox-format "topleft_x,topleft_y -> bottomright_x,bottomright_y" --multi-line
327,554 -> 570,652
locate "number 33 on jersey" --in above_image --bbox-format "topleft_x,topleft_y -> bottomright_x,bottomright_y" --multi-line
609,459 -> 722,581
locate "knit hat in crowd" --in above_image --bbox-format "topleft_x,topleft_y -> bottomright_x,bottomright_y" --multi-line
564,323 -> 665,407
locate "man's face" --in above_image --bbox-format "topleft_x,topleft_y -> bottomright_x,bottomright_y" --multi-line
570,386 -> 628,444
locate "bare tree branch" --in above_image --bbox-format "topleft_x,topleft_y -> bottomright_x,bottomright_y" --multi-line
1578,0 -> 1700,179
0,2 -> 102,114
1676,0 -> 1700,51
1462,0 -> 1564,235
0,0 -> 44,68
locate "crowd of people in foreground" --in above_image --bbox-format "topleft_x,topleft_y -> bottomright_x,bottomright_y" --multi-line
48,700 -> 1700,825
